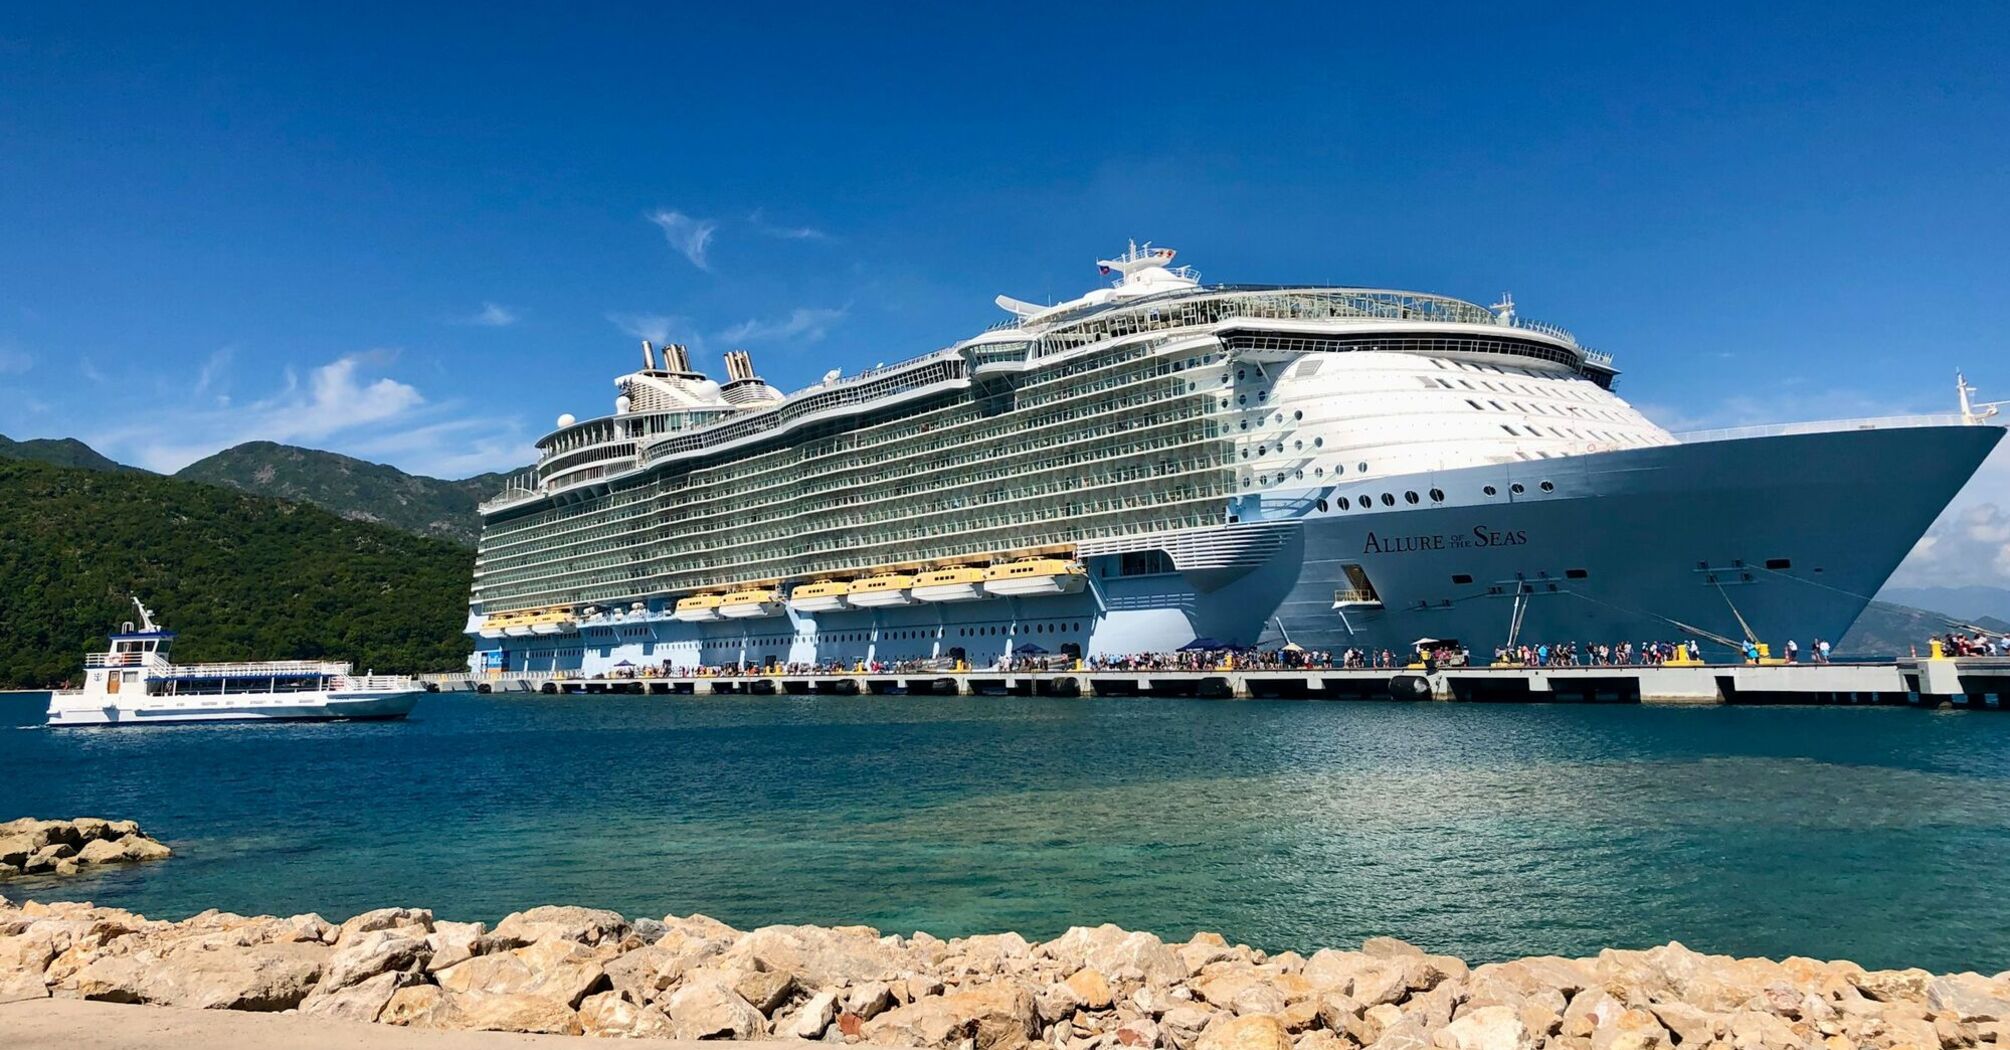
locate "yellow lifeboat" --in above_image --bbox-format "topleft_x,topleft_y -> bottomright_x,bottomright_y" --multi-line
912,566 -> 989,603
982,558 -> 1089,597
673,594 -> 726,622
478,611 -> 514,639
719,588 -> 784,619
529,606 -> 577,635
847,573 -> 917,608
787,580 -> 851,613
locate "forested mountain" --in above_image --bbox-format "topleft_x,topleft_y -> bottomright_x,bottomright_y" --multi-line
174,441 -> 518,547
0,434 -> 137,473
0,459 -> 472,688
1837,601 -> 2010,658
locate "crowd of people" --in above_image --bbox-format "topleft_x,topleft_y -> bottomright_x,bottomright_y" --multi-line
1937,632 -> 2010,657
1492,641 -> 1701,666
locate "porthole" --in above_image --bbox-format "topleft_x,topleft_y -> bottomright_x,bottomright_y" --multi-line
1357,462 -> 1368,472
1258,445 -> 1267,455
1237,395 -> 1247,405
1295,470 -> 1304,480
1338,496 -> 1351,510
1294,440 -> 1304,450
1333,463 -> 1343,476
1314,467 -> 1324,477
1511,483 -> 1525,495
1314,437 -> 1325,448
1381,493 -> 1395,507
1236,369 -> 1246,380
1275,413 -> 1284,424
1483,485 -> 1497,496
1540,480 -> 1555,492
1404,491 -> 1420,504
1429,488 -> 1445,502
1259,475 -> 1269,485
1316,499 -> 1329,512
1293,410 -> 1303,420
1240,449 -> 1249,459
1239,420 -> 1249,430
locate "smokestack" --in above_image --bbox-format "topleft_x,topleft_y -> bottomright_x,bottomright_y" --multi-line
663,343 -> 692,373
641,340 -> 657,371
724,350 -> 756,383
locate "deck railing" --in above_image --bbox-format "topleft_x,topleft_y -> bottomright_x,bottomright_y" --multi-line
1677,413 -> 1972,444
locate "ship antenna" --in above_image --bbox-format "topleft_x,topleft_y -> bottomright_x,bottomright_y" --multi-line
131,596 -> 157,632
1958,370 -> 2004,424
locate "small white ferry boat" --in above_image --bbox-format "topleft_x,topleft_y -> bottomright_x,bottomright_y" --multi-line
45,600 -> 424,728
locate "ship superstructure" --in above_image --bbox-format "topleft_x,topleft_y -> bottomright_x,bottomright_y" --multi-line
468,243 -> 2002,674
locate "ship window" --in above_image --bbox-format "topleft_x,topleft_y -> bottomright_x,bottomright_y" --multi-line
1405,491 -> 1420,504
1765,558 -> 1792,570
1452,573 -> 1474,585
1337,496 -> 1350,510
1237,395 -> 1247,405
1316,499 -> 1329,512
1294,410 -> 1303,420
1356,461 -> 1366,471
1294,440 -> 1303,450
1540,481 -> 1555,492
1467,400 -> 1483,410
1501,425 -> 1518,435
1429,488 -> 1445,502
1566,569 -> 1590,579
1315,438 -> 1325,448
1118,550 -> 1174,577
1511,483 -> 1525,494
1380,493 -> 1395,507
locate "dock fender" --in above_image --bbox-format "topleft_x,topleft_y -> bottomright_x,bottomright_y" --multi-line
1389,674 -> 1432,699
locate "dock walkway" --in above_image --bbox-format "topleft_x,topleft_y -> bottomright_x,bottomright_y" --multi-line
424,658 -> 2010,707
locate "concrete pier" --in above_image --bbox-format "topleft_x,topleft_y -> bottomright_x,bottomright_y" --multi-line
424,657 -> 2010,707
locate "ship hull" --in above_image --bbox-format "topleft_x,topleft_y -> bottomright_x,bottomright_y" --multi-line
468,425 -> 2000,674
46,690 -> 422,728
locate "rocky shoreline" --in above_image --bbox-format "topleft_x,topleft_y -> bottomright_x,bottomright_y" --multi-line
0,819 -> 172,879
2,898 -> 2007,1048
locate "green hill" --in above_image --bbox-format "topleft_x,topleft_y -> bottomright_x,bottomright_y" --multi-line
0,458 -> 472,688
0,434 -> 137,473
174,441 -> 518,547
1836,600 -> 2010,659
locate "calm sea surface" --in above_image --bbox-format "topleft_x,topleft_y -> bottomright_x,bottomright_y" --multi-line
4,692 -> 2008,971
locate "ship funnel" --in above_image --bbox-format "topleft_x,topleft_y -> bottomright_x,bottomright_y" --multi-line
661,343 -> 693,374
723,349 -> 757,383
641,340 -> 658,371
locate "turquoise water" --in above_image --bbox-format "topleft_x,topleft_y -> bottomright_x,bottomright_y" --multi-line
4,692 -> 2008,972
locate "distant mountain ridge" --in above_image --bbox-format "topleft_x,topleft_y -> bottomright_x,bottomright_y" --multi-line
1877,585 -> 2010,627
1837,600 -> 2010,658
0,433 -> 141,473
173,441 -> 520,548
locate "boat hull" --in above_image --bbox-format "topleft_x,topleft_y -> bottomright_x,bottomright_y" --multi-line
46,689 -> 423,728
847,591 -> 916,608
911,584 -> 986,602
673,610 -> 721,623
983,574 -> 1088,597
720,602 -> 784,619
786,596 -> 850,613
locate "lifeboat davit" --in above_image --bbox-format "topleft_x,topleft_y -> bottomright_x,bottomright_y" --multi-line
848,574 -> 917,608
720,589 -> 784,619
674,594 -> 726,622
982,558 -> 1089,597
787,580 -> 851,613
912,566 -> 988,603
478,622 -> 506,639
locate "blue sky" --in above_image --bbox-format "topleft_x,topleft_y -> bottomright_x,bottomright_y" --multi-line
2,4 -> 2008,583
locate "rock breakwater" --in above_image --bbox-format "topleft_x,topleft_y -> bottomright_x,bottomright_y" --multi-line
0,818 -> 171,879
2,897 -> 2007,1049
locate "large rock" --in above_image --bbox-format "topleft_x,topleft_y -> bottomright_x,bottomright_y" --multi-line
722,923 -> 919,988
72,941 -> 330,1010
322,928 -> 432,991
665,978 -> 767,1040
1433,1005 -> 1536,1050
0,970 -> 50,1005
1197,1014 -> 1295,1050
490,905 -> 630,948
336,908 -> 434,944
1042,925 -> 1186,986
425,920 -> 485,972
446,990 -> 583,1034
1928,974 -> 2010,1021
579,989 -> 678,1038
781,989 -> 840,1039
434,936 -> 607,1008
299,970 -> 420,1023
865,981 -> 1040,1050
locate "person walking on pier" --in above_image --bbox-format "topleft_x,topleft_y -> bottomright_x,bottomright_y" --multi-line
1784,639 -> 1799,664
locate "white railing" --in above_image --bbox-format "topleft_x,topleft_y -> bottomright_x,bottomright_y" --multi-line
1510,317 -> 1579,347
84,652 -> 155,668
335,674 -> 419,692
152,659 -> 353,678
1677,413 -> 1972,444
480,474 -> 543,513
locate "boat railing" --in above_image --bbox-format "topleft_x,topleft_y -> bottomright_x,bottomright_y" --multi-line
148,659 -> 355,678
480,474 -> 543,513
84,652 -> 153,668
1677,413 -> 1972,444
335,674 -> 418,691
1509,316 -> 1580,348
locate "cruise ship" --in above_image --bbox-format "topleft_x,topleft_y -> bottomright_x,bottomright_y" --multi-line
467,243 -> 2003,674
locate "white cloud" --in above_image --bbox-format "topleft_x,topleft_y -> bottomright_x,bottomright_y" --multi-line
747,208 -> 828,241
194,346 -> 233,398
455,302 -> 519,327
85,351 -> 529,477
606,312 -> 694,345
0,345 -> 29,374
647,209 -> 718,270
718,306 -> 848,345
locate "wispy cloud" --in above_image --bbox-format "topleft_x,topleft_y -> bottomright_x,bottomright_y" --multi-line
455,301 -> 519,328
85,351 -> 531,477
194,346 -> 234,400
718,306 -> 848,345
606,312 -> 695,346
747,208 -> 828,241
647,209 -> 719,270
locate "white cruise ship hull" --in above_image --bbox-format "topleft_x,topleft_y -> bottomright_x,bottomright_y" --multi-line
46,688 -> 422,728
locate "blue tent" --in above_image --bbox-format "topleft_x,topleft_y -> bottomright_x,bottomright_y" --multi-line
1012,642 -> 1049,655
